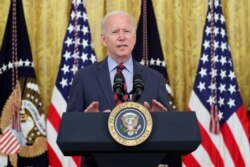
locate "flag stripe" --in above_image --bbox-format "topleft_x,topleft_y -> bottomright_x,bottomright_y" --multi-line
236,106 -> 250,135
47,121 -> 77,166
0,129 -> 12,145
72,156 -> 81,167
47,103 -> 61,132
47,82 -> 79,166
184,109 -> 213,166
199,126 -> 223,166
193,144 -> 214,166
48,141 -> 63,167
182,154 -> 201,167
225,107 -> 250,165
0,128 -> 20,154
221,122 -> 244,166
51,87 -> 67,118
2,137 -> 17,153
5,140 -> 19,154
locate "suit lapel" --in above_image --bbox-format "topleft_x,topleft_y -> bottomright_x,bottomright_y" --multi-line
95,58 -> 115,108
133,60 -> 144,74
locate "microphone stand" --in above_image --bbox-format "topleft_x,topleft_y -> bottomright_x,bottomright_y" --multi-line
128,93 -> 133,102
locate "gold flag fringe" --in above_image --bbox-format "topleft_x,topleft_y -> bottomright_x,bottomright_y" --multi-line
19,136 -> 47,157
10,154 -> 17,167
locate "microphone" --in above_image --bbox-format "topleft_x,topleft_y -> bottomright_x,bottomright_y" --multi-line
131,74 -> 144,101
113,73 -> 125,102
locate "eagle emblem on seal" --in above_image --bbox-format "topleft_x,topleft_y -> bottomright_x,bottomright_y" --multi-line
121,112 -> 141,136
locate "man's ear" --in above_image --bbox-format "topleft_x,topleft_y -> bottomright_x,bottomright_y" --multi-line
101,34 -> 107,47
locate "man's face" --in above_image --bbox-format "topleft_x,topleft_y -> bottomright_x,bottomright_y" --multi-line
101,14 -> 136,61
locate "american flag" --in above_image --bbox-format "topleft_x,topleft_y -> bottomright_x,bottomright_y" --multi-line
0,127 -> 21,154
132,0 -> 175,110
46,0 -> 96,166
183,0 -> 250,166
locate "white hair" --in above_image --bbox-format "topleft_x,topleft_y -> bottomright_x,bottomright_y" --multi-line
101,10 -> 136,33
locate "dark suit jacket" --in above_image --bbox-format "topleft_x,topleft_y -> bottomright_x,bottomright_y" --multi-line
66,57 -> 176,167
67,58 -> 171,113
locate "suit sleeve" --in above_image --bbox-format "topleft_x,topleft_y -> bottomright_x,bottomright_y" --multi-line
158,74 -> 172,111
66,71 -> 85,112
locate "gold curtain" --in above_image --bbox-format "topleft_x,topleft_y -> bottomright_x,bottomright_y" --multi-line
1,0 -> 250,113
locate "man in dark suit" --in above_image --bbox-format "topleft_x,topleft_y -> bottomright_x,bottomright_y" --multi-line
66,10 -> 177,167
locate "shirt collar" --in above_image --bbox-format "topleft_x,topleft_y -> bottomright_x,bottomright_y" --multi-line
108,56 -> 133,73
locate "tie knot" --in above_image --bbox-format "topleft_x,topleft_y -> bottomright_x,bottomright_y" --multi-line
116,64 -> 125,73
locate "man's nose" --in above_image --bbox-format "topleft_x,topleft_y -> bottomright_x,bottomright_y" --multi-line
118,31 -> 125,40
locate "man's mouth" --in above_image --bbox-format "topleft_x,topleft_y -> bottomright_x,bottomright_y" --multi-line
117,44 -> 127,48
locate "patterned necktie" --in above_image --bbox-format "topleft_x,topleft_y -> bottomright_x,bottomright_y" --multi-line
114,64 -> 128,105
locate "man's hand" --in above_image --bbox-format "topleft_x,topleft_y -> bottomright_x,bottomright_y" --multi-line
84,101 -> 111,112
143,99 -> 168,112
84,101 -> 100,112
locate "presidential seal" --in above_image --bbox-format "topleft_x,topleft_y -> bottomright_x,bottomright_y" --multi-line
108,102 -> 153,146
